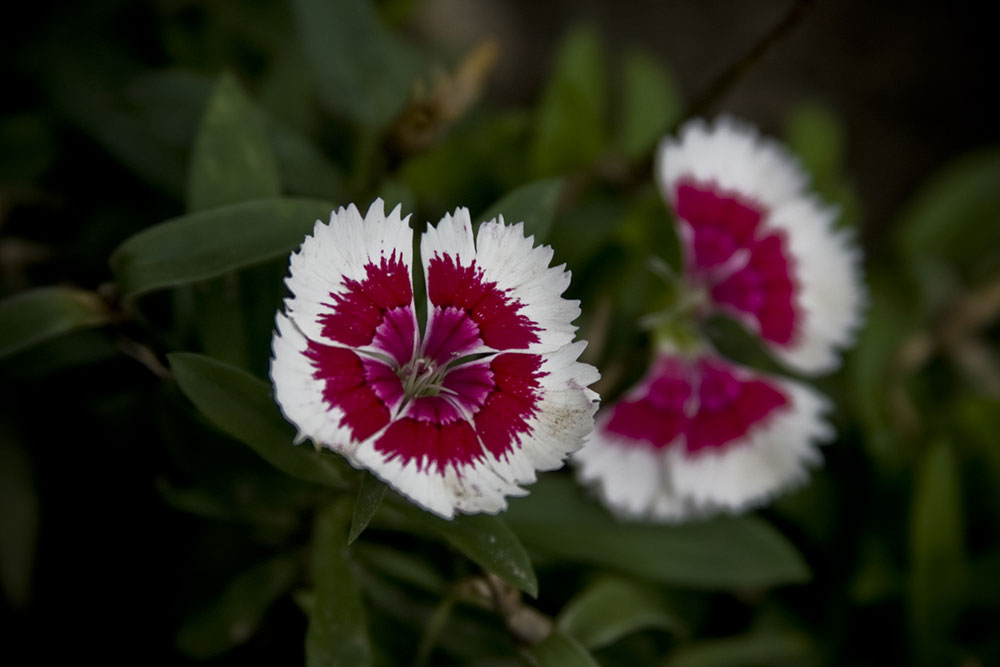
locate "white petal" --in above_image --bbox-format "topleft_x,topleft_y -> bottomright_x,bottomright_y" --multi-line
656,116 -> 807,213
269,313 -> 364,462
476,217 -> 581,352
485,341 -> 601,486
766,196 -> 867,374
282,198 -> 417,356
349,411 -> 526,520
421,208 -> 581,355
667,375 -> 832,514
574,420 -> 695,521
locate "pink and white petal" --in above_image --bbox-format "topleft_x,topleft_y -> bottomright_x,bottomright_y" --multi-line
350,398 -> 526,519
656,116 -> 809,216
421,209 -> 580,361
270,313 -> 403,462
668,371 -> 832,513
474,218 -> 580,353
479,342 -> 600,486
765,196 -> 866,374
282,198 -> 418,365
420,208 -> 496,361
574,422 -> 692,520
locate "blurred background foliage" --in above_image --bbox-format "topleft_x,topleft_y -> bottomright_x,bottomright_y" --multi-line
1,0 -> 998,665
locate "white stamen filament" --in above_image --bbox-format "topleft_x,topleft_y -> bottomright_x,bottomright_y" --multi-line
399,357 -> 450,398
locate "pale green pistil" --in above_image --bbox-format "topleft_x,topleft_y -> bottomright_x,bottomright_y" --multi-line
398,357 -> 450,398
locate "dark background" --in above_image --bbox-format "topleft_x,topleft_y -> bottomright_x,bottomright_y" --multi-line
1,0 -> 996,664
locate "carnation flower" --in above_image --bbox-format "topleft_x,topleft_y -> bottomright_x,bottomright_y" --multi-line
270,199 -> 599,519
656,116 -> 865,375
575,117 -> 864,521
574,346 -> 831,520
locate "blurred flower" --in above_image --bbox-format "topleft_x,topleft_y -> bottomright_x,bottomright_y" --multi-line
656,116 -> 865,375
575,116 -> 865,521
270,199 -> 599,519
575,346 -> 831,520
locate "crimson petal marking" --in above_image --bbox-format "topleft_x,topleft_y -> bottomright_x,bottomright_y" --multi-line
422,306 -> 481,365
604,356 -> 691,449
674,179 -> 763,272
711,232 -> 798,345
373,397 -> 484,473
442,361 -> 495,413
426,253 -> 541,356
474,353 -> 546,460
685,358 -> 788,454
318,251 -> 416,364
305,341 -> 402,442
675,180 -> 801,347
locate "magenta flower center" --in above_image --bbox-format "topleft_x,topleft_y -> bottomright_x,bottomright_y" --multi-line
305,248 -> 549,474
674,177 -> 799,346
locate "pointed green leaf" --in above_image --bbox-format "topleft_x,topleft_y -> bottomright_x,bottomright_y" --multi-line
348,474 -> 388,545
664,630 -> 815,667
532,25 -> 607,177
618,49 -> 682,160
187,73 -> 281,212
896,148 -> 1000,280
0,432 -> 38,608
524,630 -> 600,667
110,197 -> 334,297
910,441 -> 966,641
292,0 -> 423,129
176,555 -> 300,658
557,577 -> 684,650
307,502 -> 372,667
478,179 -> 564,243
168,353 -> 351,488
505,477 -> 809,589
389,501 -> 538,597
0,287 -> 111,359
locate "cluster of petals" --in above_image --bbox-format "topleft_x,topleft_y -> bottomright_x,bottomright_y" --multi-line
657,116 -> 864,376
575,346 -> 831,520
271,199 -> 599,519
575,116 -> 865,520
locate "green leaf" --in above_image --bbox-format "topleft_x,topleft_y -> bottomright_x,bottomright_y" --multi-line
896,148 -> 1000,279
292,0 -> 422,130
0,287 -> 111,359
110,197 -> 334,297
414,595 -> 457,667
187,72 -> 281,212
556,577 -> 684,650
168,353 -> 352,488
784,102 -> 861,227
663,630 -> 816,667
0,431 -> 38,609
846,271 -> 914,469
910,441 -> 966,642
353,543 -> 446,594
785,103 -> 845,187
478,179 -> 564,243
267,119 -> 346,200
308,502 -> 373,667
348,474 -> 388,545
176,555 -> 300,658
617,50 -> 682,160
532,25 -> 607,177
524,630 -> 600,667
505,477 -> 809,589
387,501 -> 538,597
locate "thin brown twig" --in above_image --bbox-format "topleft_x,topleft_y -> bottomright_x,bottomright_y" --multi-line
684,0 -> 819,120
